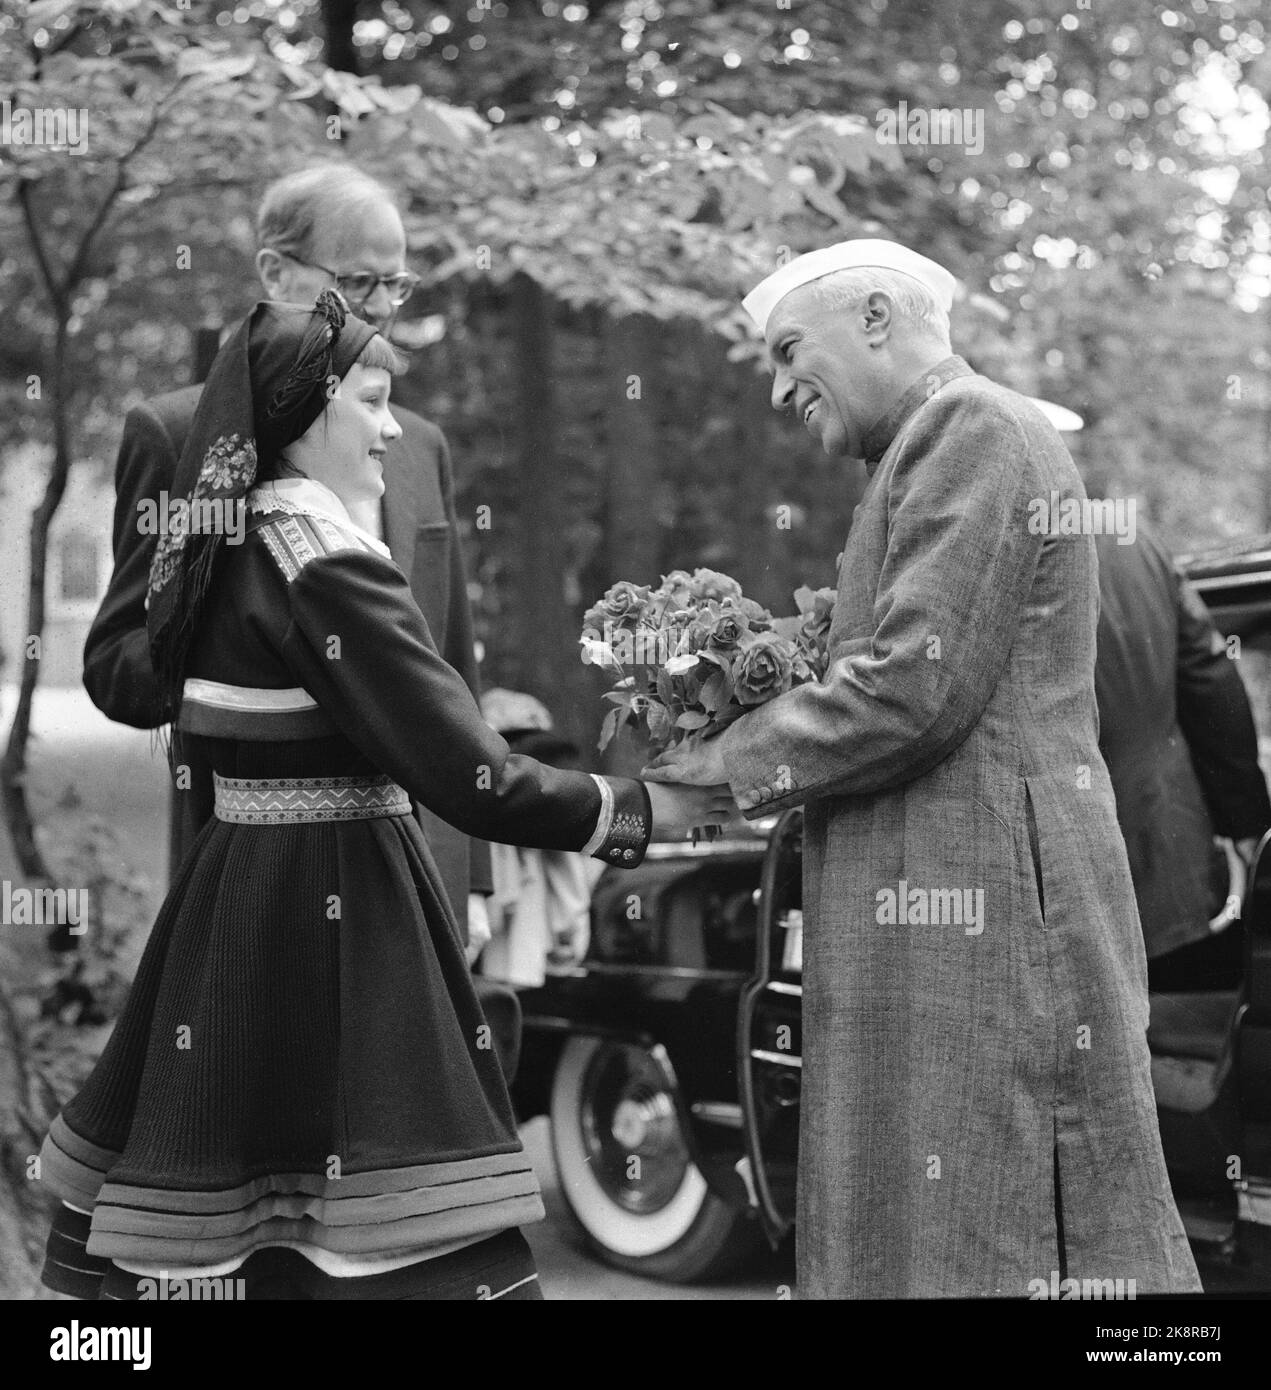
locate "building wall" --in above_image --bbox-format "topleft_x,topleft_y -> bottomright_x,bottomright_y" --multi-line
0,445 -> 114,690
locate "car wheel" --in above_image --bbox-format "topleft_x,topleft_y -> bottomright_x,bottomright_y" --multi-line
549,1035 -> 763,1282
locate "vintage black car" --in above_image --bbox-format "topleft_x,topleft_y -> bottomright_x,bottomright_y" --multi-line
509,537 -> 1271,1287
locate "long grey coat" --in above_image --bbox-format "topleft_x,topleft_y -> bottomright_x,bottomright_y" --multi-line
720,358 -> 1201,1298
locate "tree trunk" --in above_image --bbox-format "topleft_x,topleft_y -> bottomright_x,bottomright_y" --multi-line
0,313 -> 72,883
733,370 -> 785,609
508,274 -> 584,750
601,313 -> 662,579
0,981 -> 54,1298
321,0 -> 360,74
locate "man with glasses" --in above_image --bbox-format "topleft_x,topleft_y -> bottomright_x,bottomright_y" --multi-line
83,162 -> 496,964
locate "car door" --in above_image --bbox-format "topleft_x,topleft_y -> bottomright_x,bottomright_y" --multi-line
736,809 -> 803,1243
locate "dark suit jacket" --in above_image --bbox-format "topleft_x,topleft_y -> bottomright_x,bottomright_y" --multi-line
1094,523 -> 1271,957
83,385 -> 494,917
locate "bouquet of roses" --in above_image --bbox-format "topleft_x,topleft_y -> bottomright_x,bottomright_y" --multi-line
580,568 -> 837,755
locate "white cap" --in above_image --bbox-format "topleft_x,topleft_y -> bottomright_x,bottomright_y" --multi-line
742,238 -> 957,334
480,687 -> 554,734
1027,397 -> 1084,433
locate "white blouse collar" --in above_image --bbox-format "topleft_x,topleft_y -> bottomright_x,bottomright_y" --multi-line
248,477 -> 392,559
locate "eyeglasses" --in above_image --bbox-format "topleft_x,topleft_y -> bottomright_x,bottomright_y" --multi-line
273,251 -> 422,308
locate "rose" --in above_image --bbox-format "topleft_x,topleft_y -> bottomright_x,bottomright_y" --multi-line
738,596 -> 774,632
789,589 -> 834,647
799,589 -> 835,647
691,602 -> 751,655
732,631 -> 795,706
688,567 -> 744,603
584,581 -> 654,635
656,570 -> 695,607
791,650 -> 816,683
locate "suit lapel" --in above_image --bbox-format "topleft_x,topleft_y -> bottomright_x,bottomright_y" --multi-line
381,431 -> 420,577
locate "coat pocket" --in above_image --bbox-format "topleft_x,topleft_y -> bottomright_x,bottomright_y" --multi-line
1024,779 -> 1046,926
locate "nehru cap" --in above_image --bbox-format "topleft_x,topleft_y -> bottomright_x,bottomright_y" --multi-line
743,238 -> 957,334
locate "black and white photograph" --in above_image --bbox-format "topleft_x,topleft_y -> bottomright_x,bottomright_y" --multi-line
1,0 -> 1269,1354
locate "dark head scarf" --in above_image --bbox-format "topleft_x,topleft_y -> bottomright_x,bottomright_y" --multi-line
146,289 -> 378,725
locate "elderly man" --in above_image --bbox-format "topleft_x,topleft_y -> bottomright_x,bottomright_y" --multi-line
82,163 -> 494,960
648,240 -> 1201,1297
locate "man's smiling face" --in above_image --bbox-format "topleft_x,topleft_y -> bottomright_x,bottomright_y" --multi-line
764,283 -> 894,459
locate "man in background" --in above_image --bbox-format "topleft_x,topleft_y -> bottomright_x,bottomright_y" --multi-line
1094,523 -> 1270,991
82,162 -> 494,959
476,689 -> 604,986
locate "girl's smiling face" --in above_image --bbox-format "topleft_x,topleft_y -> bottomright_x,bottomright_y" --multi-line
285,361 -> 402,509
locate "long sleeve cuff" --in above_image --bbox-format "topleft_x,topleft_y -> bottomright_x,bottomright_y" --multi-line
582,775 -> 652,867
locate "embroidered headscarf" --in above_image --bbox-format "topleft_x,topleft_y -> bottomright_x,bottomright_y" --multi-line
147,289 -> 378,726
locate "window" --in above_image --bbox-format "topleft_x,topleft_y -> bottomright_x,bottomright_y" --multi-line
49,528 -> 107,622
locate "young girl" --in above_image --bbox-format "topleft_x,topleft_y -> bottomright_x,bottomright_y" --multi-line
39,291 -> 730,1301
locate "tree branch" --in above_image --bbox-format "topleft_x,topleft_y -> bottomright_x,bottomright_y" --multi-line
14,178 -> 63,314
61,81 -> 181,291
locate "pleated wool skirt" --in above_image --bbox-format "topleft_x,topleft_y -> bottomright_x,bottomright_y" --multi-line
39,808 -> 545,1281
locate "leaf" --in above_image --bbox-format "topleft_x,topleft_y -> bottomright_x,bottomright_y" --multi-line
598,706 -> 623,752
646,701 -> 674,745
699,669 -> 734,713
801,179 -> 852,227
174,48 -> 255,87
640,113 -> 677,146
676,710 -> 711,730
25,0 -> 78,29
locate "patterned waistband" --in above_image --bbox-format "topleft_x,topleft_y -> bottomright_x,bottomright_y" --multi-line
213,774 -> 411,825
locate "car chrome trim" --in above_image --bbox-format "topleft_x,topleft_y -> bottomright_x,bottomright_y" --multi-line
1210,838 -> 1246,934
691,1101 -> 745,1129
751,1048 -> 803,1069
643,839 -> 768,860
766,981 -> 802,997
1236,1179 -> 1271,1229
1188,570 -> 1271,592
734,1155 -> 760,1210
738,808 -> 803,1246
581,962 -> 748,981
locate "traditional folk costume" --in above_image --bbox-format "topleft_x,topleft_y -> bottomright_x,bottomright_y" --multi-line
40,294 -> 650,1300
